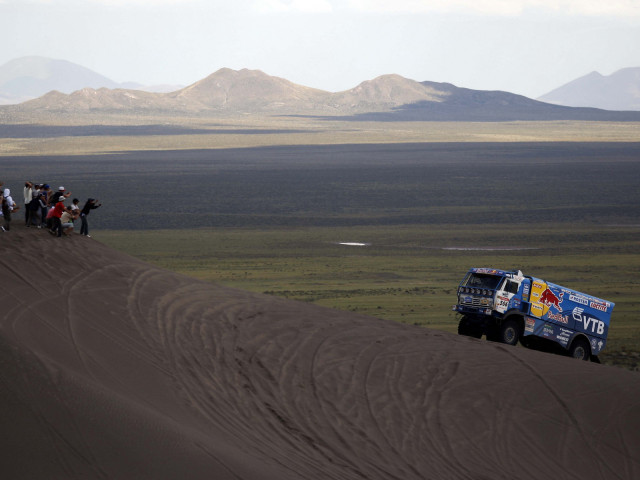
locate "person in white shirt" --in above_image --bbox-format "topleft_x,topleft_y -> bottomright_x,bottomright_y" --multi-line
23,181 -> 33,226
2,188 -> 18,232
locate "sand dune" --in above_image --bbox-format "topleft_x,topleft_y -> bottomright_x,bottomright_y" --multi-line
1,228 -> 639,479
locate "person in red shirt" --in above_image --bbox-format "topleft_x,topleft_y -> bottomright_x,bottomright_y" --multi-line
50,197 -> 66,237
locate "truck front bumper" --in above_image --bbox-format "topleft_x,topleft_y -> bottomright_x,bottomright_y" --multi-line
453,304 -> 493,316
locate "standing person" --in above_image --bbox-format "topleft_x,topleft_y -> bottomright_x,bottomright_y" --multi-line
50,186 -> 71,205
2,188 -> 19,232
50,196 -> 65,237
28,184 -> 42,226
1,190 -> 6,231
70,198 -> 80,230
39,184 -> 51,228
70,198 -> 80,214
23,181 -> 33,226
80,198 -> 101,237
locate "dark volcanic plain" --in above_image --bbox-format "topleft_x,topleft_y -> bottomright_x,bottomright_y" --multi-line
1,142 -> 640,229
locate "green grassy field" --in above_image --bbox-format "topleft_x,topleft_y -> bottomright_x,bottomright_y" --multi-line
97,223 -> 640,370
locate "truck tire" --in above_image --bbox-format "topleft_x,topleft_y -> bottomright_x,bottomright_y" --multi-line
568,338 -> 591,361
498,319 -> 521,346
458,317 -> 482,339
485,327 -> 499,342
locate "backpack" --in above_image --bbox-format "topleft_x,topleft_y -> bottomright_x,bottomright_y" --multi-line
29,196 -> 40,211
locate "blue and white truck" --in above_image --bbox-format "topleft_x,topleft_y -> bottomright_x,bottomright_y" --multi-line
453,268 -> 614,361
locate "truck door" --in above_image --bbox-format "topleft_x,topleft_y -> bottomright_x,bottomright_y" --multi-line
495,277 -> 521,314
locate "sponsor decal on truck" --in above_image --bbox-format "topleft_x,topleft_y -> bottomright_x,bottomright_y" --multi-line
540,288 -> 564,312
547,312 -> 569,324
573,307 -> 606,336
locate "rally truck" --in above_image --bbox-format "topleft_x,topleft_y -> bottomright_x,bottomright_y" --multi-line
453,268 -> 614,361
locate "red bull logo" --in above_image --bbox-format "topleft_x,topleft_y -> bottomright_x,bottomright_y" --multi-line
547,312 -> 569,324
540,288 -> 564,312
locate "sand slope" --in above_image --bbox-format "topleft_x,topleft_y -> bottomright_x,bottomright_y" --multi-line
1,229 -> 639,479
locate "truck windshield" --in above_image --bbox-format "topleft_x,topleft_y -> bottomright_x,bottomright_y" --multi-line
463,273 -> 503,290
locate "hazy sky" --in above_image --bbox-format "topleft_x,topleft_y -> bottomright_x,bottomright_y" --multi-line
1,0 -> 639,98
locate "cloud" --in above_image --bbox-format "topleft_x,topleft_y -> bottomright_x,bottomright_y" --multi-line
5,0 -> 639,16
94,0 -> 202,4
252,0 -> 333,13
3,0 -> 332,11
344,0 -> 640,17
1,0 -> 207,4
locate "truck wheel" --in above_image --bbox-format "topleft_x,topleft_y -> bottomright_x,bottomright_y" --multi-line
520,336 -> 532,349
458,317 -> 482,339
568,338 -> 591,361
498,319 -> 521,346
485,327 -> 499,342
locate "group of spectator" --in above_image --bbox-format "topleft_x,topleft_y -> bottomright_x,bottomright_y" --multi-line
1,181 -> 101,238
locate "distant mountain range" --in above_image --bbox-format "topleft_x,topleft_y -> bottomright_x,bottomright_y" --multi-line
1,56 -> 640,121
537,68 -> 640,111
0,56 -> 181,105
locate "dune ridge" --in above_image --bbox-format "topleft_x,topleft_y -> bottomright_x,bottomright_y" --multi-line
1,228 -> 639,479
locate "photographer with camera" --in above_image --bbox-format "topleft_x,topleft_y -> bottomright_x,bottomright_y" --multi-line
79,198 -> 102,238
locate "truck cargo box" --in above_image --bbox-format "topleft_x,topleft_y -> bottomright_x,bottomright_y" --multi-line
525,278 -> 614,354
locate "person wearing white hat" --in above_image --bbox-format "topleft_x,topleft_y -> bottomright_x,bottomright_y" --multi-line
50,186 -> 70,206
1,188 -> 19,232
60,206 -> 77,235
50,195 -> 66,237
